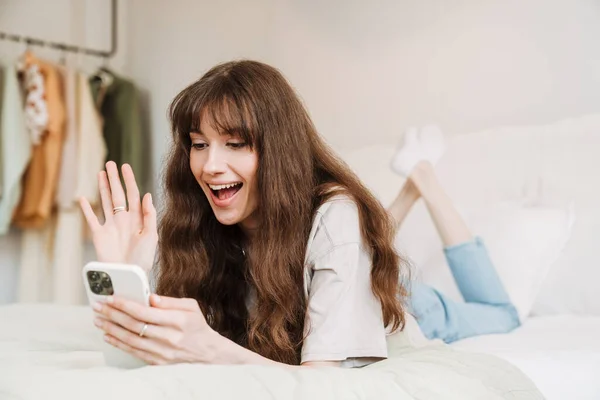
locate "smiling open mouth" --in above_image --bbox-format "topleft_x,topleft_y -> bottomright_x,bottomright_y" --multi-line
208,182 -> 243,201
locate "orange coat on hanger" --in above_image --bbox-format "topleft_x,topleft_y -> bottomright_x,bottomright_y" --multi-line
13,52 -> 66,229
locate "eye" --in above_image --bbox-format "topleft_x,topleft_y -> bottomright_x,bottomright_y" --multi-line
191,143 -> 207,150
227,142 -> 247,149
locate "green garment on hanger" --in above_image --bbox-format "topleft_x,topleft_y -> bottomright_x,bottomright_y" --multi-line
90,69 -> 149,195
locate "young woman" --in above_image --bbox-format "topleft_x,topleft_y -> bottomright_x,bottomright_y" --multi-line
387,126 -> 521,343
80,61 -> 518,369
81,60 -> 407,368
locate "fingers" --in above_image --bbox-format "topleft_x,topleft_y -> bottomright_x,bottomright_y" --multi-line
106,161 -> 127,211
142,193 -> 157,235
104,334 -> 166,365
94,305 -> 171,341
100,322 -> 170,365
103,296 -> 185,328
122,163 -> 142,228
79,197 -> 101,232
97,162 -> 146,227
98,171 -> 114,222
150,295 -> 200,312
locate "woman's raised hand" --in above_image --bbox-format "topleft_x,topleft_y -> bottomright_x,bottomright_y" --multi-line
79,162 -> 158,274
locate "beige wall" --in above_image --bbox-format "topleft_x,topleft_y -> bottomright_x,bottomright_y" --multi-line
127,0 -> 600,160
266,0 -> 600,148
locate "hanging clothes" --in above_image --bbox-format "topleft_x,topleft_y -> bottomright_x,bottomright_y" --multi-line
17,219 -> 55,302
18,58 -> 49,145
50,65 -> 80,304
0,64 -> 31,234
54,66 -> 78,209
13,52 -> 66,229
15,53 -> 66,303
90,69 -> 149,195
76,72 -> 108,204
51,68 -> 106,305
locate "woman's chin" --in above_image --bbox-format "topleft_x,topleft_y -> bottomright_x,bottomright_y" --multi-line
213,210 -> 243,226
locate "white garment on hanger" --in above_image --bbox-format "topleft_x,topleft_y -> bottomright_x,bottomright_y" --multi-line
51,66 -> 83,305
18,225 -> 54,302
55,66 -> 78,209
50,70 -> 107,305
75,72 -> 107,203
52,210 -> 84,304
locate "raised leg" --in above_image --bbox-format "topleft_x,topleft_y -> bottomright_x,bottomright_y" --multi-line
408,161 -> 472,247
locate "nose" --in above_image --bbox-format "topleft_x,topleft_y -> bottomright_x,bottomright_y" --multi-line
202,145 -> 227,175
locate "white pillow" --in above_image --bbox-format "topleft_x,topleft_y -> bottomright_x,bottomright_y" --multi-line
412,201 -> 575,322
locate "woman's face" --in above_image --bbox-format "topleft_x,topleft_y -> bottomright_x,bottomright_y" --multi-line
189,116 -> 259,233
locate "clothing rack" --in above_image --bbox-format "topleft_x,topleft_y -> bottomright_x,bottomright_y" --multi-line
0,0 -> 117,58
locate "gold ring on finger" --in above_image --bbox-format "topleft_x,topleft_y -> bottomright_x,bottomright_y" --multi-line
113,206 -> 127,215
139,323 -> 148,338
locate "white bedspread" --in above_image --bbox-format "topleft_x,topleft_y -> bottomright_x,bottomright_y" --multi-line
0,304 -> 544,400
452,315 -> 600,400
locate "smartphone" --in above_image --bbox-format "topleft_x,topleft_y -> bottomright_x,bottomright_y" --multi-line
82,261 -> 151,369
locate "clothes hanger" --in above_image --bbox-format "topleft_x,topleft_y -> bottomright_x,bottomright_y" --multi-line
91,55 -> 114,87
57,44 -> 68,67
17,38 -> 34,71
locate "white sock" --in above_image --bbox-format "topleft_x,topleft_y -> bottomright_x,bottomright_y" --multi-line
390,127 -> 426,177
419,124 -> 446,165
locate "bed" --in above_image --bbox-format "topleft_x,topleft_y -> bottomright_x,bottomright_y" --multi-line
453,315 -> 600,400
0,303 -> 543,400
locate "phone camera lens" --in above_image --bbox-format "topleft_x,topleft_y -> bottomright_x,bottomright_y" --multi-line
91,282 -> 103,294
88,271 -> 100,281
101,277 -> 112,288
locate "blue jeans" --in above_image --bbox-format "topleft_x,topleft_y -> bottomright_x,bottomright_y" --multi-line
409,237 -> 520,343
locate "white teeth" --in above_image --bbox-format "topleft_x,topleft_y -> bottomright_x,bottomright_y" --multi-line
208,182 -> 241,190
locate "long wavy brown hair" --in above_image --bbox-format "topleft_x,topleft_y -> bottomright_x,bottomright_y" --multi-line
157,60 -> 408,365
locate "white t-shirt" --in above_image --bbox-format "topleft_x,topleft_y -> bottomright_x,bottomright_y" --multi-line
300,195 -> 388,368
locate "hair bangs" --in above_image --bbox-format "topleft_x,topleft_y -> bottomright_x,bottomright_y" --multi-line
168,82 -> 208,148
169,77 -> 258,150
202,95 -> 258,149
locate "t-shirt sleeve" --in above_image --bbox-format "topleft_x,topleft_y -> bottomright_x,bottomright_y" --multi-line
301,201 -> 388,368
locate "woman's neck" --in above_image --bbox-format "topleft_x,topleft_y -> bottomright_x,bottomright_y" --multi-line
239,213 -> 259,240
